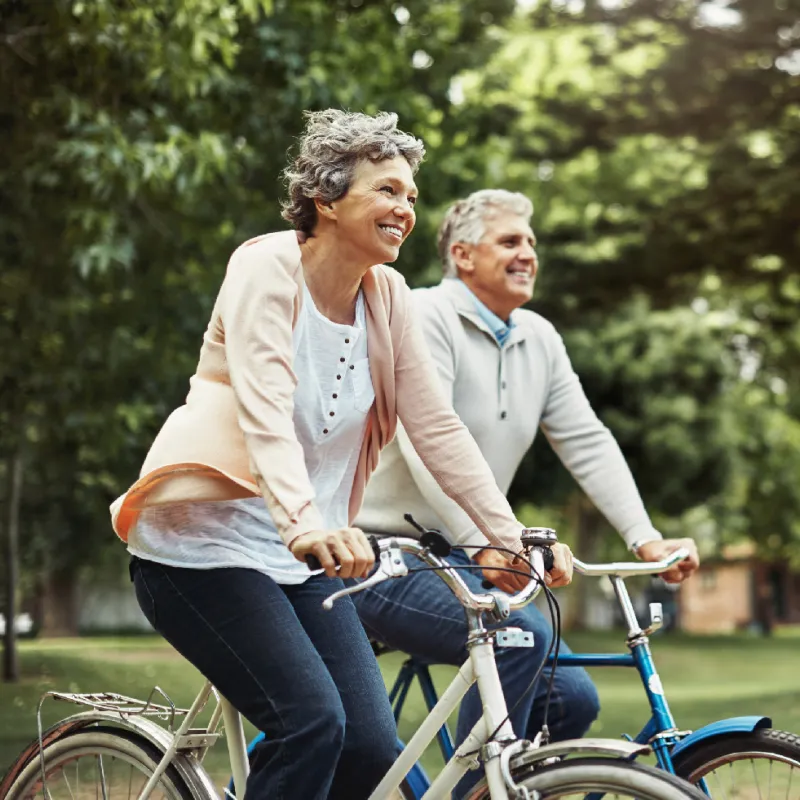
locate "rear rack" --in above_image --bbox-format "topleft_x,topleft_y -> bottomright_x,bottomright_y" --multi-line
26,681 -> 224,799
38,685 -> 192,733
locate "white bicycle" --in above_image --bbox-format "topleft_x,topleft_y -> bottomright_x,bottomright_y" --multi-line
3,527 -> 710,800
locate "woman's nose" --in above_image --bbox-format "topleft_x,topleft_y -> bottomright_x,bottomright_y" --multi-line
394,200 -> 415,217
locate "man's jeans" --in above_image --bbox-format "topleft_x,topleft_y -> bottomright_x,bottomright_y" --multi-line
130,557 -> 398,800
351,547 -> 600,799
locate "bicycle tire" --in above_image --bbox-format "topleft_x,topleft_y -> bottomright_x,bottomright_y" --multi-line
672,727 -> 800,796
6,726 -> 197,800
465,757 -> 710,799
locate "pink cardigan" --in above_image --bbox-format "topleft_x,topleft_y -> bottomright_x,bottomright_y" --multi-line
111,231 -> 524,553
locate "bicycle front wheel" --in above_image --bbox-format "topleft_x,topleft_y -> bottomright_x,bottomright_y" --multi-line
6,727 -> 197,800
466,757 -> 710,799
672,728 -> 800,798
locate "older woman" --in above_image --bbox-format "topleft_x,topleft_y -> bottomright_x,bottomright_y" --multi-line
111,110 -> 571,800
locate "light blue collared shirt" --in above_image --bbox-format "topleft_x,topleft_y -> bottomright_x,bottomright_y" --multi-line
455,279 -> 516,346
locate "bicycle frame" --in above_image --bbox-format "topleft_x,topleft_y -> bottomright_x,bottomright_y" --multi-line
389,573 -> 729,800
389,574 -> 683,771
374,608 -> 519,800
563,575 -> 685,771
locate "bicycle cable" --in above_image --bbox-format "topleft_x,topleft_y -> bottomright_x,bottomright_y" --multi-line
406,543 -> 563,754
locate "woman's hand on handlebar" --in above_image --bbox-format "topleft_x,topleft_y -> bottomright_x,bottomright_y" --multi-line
544,543 -> 573,588
289,527 -> 375,579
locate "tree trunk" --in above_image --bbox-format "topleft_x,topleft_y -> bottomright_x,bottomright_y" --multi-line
39,569 -> 80,637
563,494 -> 602,631
3,451 -> 23,682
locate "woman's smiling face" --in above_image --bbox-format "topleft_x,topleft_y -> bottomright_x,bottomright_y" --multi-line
324,156 -> 418,264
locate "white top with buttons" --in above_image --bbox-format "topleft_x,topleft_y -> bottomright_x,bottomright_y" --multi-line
128,284 -> 374,584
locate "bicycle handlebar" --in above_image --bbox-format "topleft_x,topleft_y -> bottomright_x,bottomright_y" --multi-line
320,536 -> 547,615
317,531 -> 691,614
573,547 -> 690,578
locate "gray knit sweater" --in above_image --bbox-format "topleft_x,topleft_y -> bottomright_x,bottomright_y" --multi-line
355,279 -> 661,551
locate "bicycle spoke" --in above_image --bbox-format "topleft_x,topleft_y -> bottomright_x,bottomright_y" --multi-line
752,758 -> 763,800
128,761 -> 134,800
708,767 -> 727,800
787,765 -> 793,800
61,767 -> 76,800
768,756 -> 773,800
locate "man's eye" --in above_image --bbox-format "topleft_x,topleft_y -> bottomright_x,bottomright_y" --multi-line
380,185 -> 395,195
408,196 -> 418,206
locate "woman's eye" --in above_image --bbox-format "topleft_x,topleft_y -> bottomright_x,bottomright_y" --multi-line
408,196 -> 417,206
380,185 -> 395,195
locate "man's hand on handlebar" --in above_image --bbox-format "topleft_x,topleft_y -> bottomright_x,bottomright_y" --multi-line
636,538 -> 699,584
289,527 -> 375,579
473,548 -> 529,594
473,542 -> 574,593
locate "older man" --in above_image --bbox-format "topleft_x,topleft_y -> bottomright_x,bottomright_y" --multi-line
352,189 -> 700,797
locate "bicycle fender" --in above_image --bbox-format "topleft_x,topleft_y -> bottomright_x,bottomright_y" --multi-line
670,716 -> 772,760
510,737 -> 651,770
0,710 -> 217,800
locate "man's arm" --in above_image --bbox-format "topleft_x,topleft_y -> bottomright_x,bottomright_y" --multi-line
539,325 -> 698,581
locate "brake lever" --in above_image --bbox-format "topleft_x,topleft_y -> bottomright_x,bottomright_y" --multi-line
322,541 -> 408,610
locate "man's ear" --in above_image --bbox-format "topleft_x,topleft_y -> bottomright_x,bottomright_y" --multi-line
451,242 -> 473,274
314,196 -> 336,221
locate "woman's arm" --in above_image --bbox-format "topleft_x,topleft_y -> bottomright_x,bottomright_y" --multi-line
393,286 -> 525,556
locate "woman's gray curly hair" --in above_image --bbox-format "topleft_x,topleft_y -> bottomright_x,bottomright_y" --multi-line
281,110 -> 425,234
437,189 -> 533,277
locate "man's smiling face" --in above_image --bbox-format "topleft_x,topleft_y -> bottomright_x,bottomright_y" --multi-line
454,213 -> 538,320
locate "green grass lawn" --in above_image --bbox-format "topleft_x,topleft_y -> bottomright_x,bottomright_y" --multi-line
1,632 -> 798,791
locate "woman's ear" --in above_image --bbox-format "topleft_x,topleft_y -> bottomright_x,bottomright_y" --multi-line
451,242 -> 473,274
314,197 -> 336,221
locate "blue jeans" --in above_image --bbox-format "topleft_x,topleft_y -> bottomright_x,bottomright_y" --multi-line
130,557 -> 398,800
351,548 -> 600,799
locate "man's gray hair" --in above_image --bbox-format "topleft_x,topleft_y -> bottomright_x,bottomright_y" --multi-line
437,189 -> 533,277
282,109 -> 425,234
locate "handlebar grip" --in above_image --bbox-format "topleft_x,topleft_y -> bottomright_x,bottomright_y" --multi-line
306,554 -> 322,570
481,546 -> 555,590
369,534 -> 381,562
305,535 -> 382,572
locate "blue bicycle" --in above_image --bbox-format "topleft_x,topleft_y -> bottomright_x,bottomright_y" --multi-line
381,551 -> 800,798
